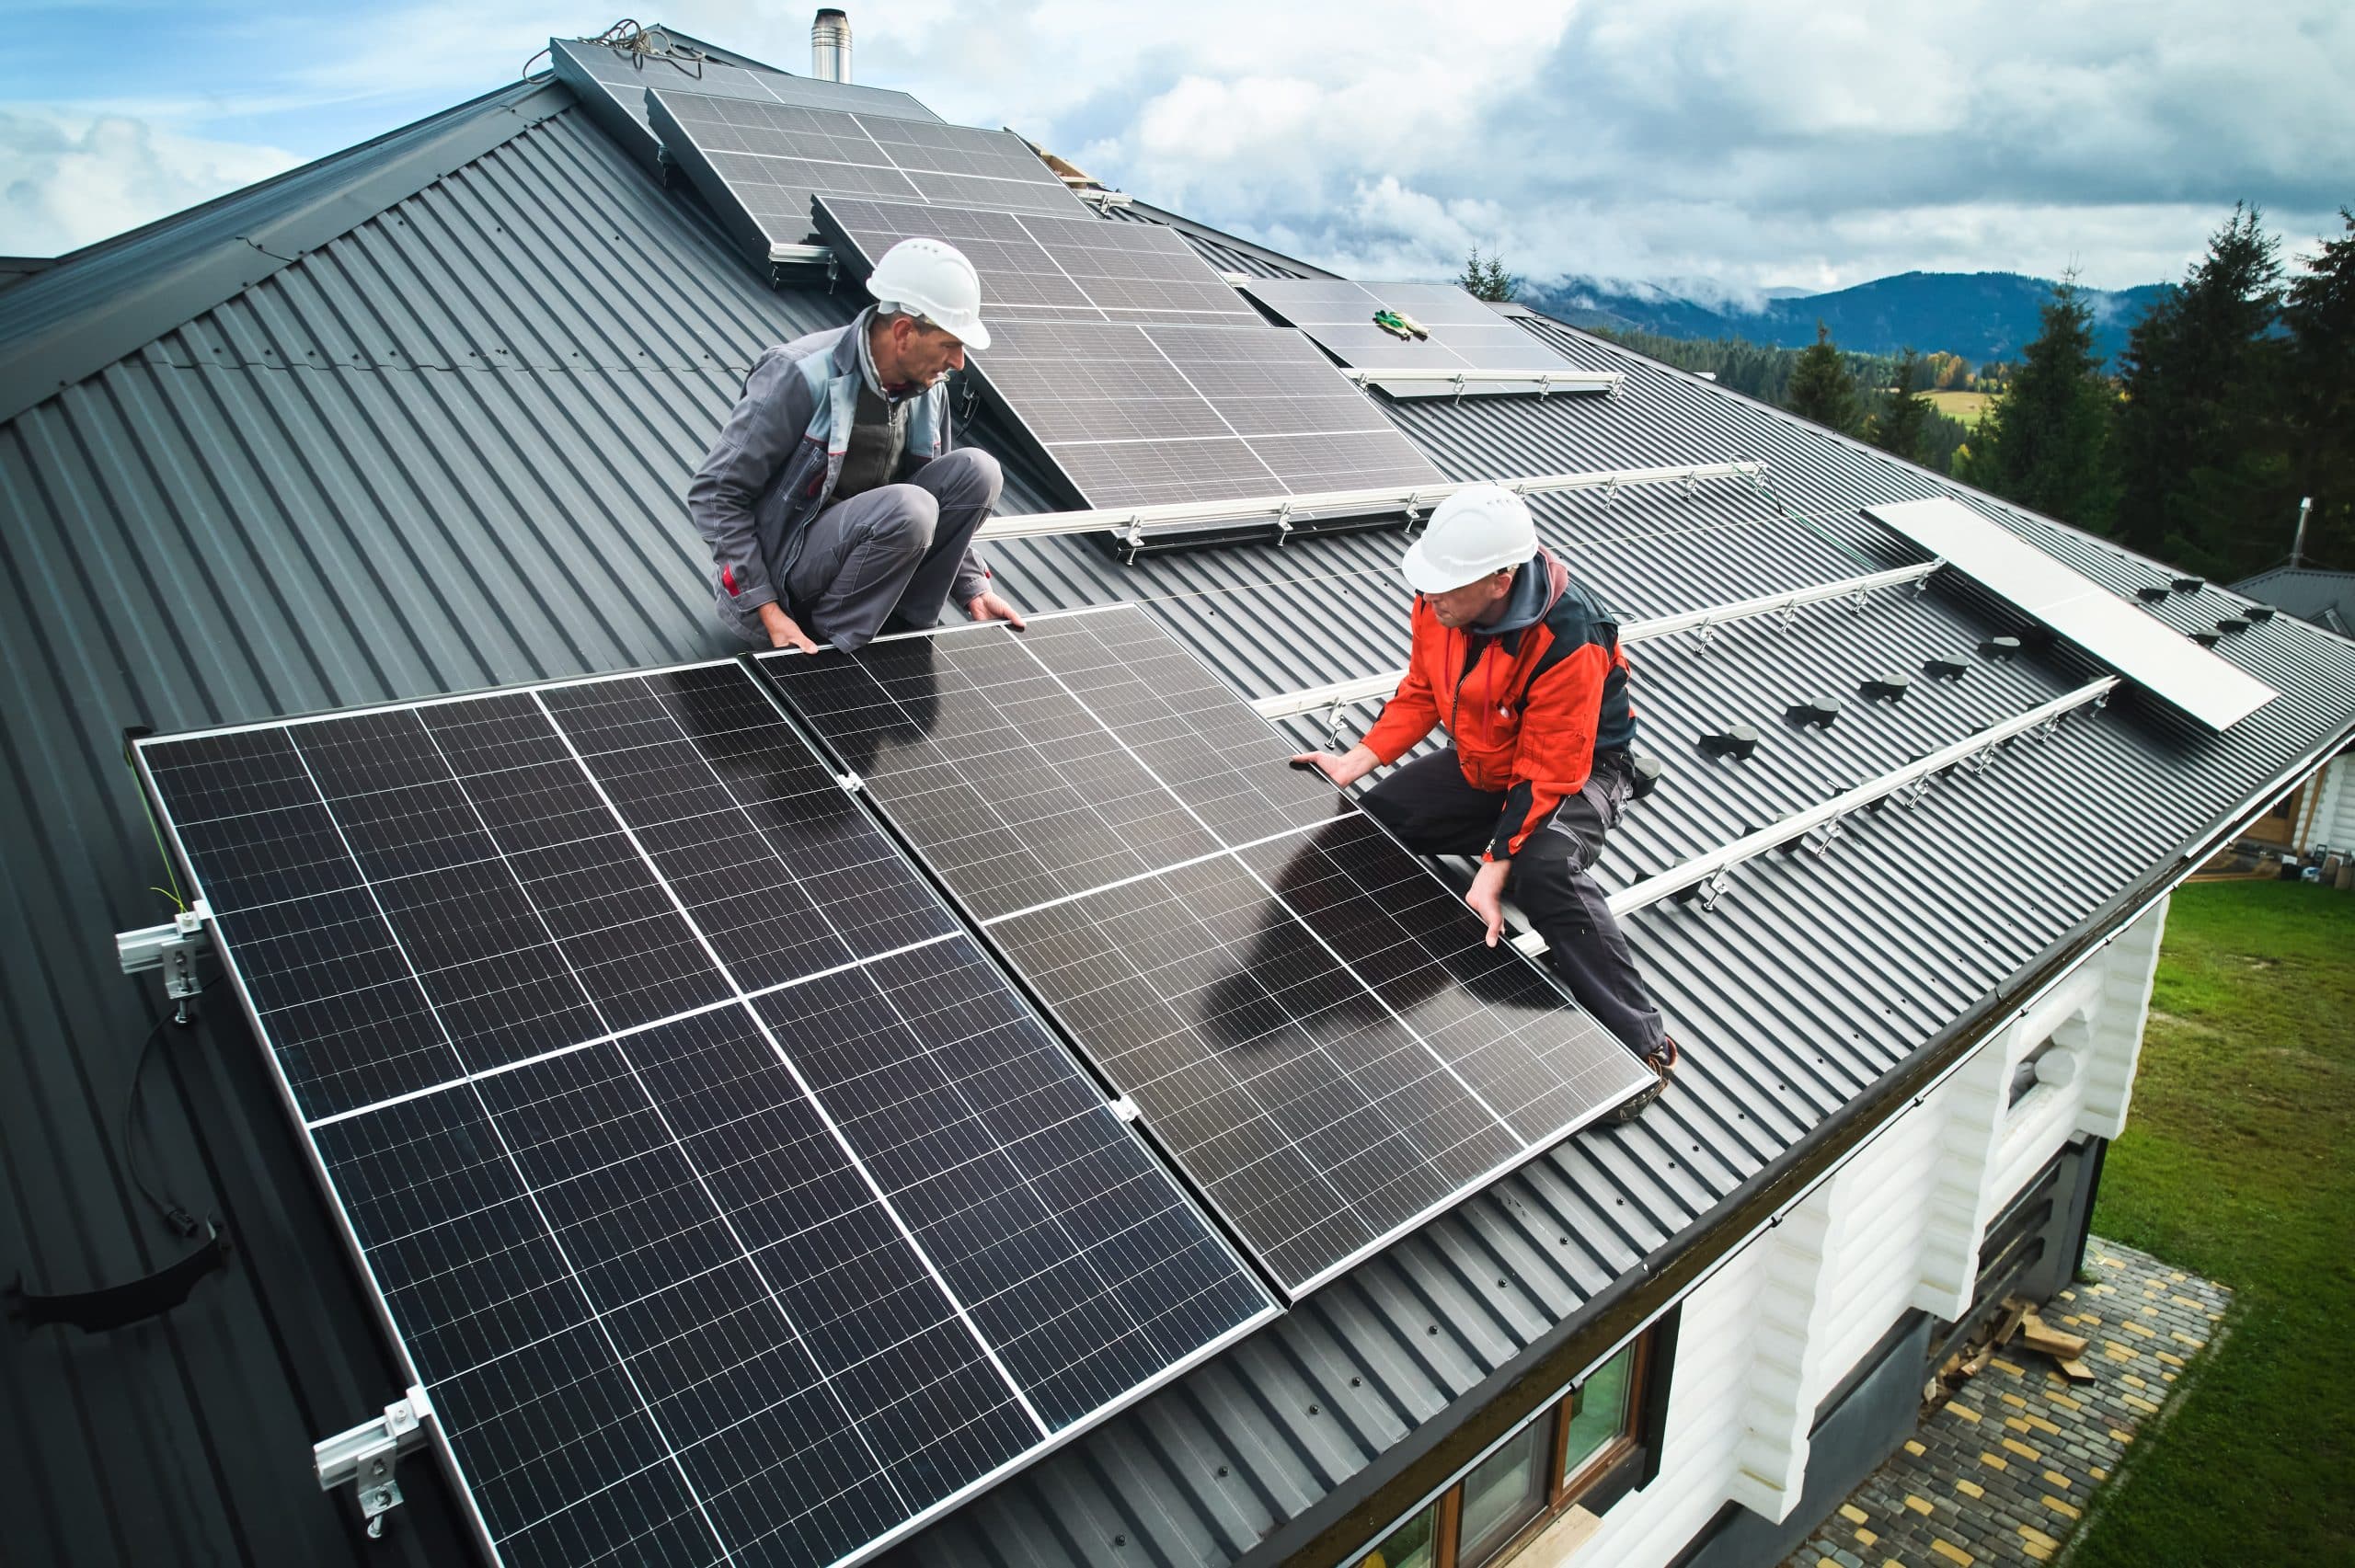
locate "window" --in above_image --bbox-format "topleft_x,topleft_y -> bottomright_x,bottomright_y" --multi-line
1350,1327 -> 1660,1568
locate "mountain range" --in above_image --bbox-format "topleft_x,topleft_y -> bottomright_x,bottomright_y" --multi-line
1525,270 -> 2170,367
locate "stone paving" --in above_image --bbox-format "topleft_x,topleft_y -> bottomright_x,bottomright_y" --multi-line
1783,1236 -> 2232,1568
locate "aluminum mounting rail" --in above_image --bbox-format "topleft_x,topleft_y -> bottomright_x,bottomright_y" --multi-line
1252,560 -> 1942,719
978,460 -> 1763,543
1605,676 -> 2119,919
1338,367 -> 1626,395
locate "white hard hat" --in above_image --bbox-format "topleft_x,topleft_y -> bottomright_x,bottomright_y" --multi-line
1400,485 -> 1537,593
867,236 -> 991,351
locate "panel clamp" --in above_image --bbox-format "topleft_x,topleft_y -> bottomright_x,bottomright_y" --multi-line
1109,1094 -> 1142,1124
117,903 -> 216,1024
834,771 -> 866,794
315,1387 -> 434,1539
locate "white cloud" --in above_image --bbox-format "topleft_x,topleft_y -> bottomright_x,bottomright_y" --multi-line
0,109 -> 300,257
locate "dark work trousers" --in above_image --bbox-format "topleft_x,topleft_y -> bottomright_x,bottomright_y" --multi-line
785,448 -> 1002,652
1360,747 -> 1668,1057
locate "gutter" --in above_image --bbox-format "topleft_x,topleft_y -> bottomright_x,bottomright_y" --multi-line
1251,703 -> 2355,1568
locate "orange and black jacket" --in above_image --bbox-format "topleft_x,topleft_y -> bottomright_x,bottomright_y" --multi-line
1361,548 -> 1636,861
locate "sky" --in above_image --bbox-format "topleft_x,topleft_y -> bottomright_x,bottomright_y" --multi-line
5,1 -> 2351,303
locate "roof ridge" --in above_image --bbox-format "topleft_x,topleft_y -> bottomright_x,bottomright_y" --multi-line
0,78 -> 572,427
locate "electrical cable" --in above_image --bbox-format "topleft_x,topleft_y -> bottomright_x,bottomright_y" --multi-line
121,977 -> 221,1240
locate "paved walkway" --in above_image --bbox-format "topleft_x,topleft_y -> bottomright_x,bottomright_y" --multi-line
1783,1236 -> 2231,1568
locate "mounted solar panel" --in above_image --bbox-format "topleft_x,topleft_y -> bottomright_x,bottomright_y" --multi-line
977,318 -> 1447,512
1240,280 -> 1614,398
549,36 -> 940,173
756,607 -> 1653,1295
814,195 -> 1257,325
650,91 -> 1086,259
132,662 -> 1276,1568
1864,498 -> 2278,730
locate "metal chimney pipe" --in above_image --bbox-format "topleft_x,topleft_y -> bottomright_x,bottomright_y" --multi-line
2292,495 -> 2312,568
811,9 -> 851,82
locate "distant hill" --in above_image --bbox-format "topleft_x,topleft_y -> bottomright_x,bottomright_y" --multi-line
1525,270 -> 2168,367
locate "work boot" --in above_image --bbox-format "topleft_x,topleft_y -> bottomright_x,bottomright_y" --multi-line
1604,1036 -> 1680,1124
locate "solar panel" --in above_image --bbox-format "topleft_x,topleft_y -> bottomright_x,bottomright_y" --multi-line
1241,280 -> 1605,398
549,37 -> 941,170
650,93 -> 1086,254
976,317 -> 1443,509
1863,498 -> 2278,730
133,661 -> 1276,1568
814,196 -> 1256,324
756,607 -> 1652,1294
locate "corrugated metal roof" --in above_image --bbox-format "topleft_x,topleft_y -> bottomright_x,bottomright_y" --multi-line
4,74 -> 2350,1568
2234,565 -> 2355,636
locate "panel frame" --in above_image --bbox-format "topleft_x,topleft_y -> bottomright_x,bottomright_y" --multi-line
750,605 -> 1653,1297
128,654 -> 1280,1568
1239,278 -> 1613,399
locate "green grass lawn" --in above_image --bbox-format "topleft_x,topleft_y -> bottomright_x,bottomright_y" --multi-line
1925,389 -> 1993,422
2070,880 -> 2355,1566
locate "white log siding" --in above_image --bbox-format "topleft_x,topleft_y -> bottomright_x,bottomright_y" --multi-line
1538,895 -> 2169,1566
2297,753 -> 2355,855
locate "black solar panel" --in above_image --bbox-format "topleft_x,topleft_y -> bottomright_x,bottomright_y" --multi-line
650,92 -> 1085,251
1241,279 -> 1603,398
135,660 -> 1275,1568
548,38 -> 942,170
757,608 -> 1652,1293
815,196 -> 1256,324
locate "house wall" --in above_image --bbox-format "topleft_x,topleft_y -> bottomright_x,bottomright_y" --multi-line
2297,752 -> 2355,855
1504,894 -> 2168,1568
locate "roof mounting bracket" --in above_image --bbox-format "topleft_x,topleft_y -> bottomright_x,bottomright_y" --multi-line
1270,501 -> 1295,545
1320,700 -> 1350,751
315,1388 -> 433,1539
1804,816 -> 1848,856
117,904 -> 215,1024
1674,869 -> 1731,910
1777,601 -> 1800,630
1400,491 -> 1428,531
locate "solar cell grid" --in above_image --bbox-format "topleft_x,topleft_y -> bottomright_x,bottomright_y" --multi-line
758,607 -> 1652,1292
1240,277 -> 1599,398
135,658 -> 1276,1568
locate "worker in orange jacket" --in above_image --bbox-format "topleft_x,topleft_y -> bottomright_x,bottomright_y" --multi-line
1292,485 -> 1677,1115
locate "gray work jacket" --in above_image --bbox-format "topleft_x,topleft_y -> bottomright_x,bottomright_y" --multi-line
687,310 -> 964,637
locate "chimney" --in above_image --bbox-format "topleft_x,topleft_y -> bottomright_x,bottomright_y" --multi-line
811,9 -> 852,82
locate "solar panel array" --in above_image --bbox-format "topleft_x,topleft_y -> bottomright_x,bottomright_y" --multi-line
758,607 -> 1652,1293
975,318 -> 1447,508
815,196 -> 1255,324
1241,279 -> 1602,398
135,662 -> 1274,1568
1864,498 -> 2278,730
651,93 -> 1084,248
549,37 -> 941,167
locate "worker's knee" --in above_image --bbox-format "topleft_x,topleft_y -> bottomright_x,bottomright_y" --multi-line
1358,780 -> 1411,839
1504,837 -> 1578,915
933,446 -> 1003,505
867,486 -> 939,552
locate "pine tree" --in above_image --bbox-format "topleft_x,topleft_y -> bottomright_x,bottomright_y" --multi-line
1786,322 -> 1861,435
2282,209 -> 2355,571
1458,247 -> 1521,303
1958,278 -> 2117,531
1870,346 -> 1934,464
2111,203 -> 2291,576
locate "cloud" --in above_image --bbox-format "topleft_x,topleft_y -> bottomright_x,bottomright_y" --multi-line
0,109 -> 299,257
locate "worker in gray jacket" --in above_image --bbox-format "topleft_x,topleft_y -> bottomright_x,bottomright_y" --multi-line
689,236 -> 1024,653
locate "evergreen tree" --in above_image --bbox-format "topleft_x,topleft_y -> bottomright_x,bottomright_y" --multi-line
1958,278 -> 2117,531
2282,209 -> 2355,571
2111,203 -> 2291,576
1870,346 -> 1934,464
1458,247 -> 1521,303
1786,322 -> 1861,435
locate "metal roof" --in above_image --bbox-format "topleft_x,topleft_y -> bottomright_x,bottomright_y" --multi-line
2234,566 -> 2355,637
4,72 -> 2351,1568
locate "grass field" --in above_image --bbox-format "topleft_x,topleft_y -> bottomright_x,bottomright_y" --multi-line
2070,880 -> 2355,1565
1925,389 -> 1993,422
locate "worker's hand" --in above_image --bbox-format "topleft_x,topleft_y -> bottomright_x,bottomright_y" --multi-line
969,590 -> 1027,630
1465,858 -> 1511,947
1289,745 -> 1378,789
757,601 -> 820,655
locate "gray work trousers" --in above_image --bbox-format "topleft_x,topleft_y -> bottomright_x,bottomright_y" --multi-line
784,448 -> 1002,652
1360,748 -> 1669,1056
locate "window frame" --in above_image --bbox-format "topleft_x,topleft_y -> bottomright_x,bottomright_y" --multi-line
1352,1324 -> 1661,1568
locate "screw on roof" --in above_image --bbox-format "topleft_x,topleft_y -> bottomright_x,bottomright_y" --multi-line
1980,635 -> 2023,659
1786,697 -> 1842,729
1859,673 -> 1913,703
1922,656 -> 1970,681
1698,724 -> 1761,761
